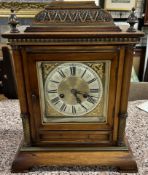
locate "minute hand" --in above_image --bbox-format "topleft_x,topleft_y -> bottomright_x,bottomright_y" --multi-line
75,90 -> 98,99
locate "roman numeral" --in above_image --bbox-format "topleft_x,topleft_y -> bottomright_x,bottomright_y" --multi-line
51,97 -> 60,105
89,89 -> 99,93
60,103 -> 67,112
87,96 -> 96,104
72,105 -> 76,114
81,69 -> 87,78
70,66 -> 76,76
87,78 -> 96,84
58,70 -> 66,78
50,80 -> 60,84
48,89 -> 57,93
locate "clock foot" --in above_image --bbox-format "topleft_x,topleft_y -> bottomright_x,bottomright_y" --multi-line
11,146 -> 138,173
117,167 -> 138,173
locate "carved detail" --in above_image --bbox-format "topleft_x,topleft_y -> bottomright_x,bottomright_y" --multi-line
34,8 -> 113,24
24,2 -> 120,32
8,37 -> 139,45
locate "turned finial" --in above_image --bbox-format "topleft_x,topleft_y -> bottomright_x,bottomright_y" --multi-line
127,8 -> 138,32
8,8 -> 20,33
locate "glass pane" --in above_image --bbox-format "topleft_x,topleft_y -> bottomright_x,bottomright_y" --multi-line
36,61 -> 111,123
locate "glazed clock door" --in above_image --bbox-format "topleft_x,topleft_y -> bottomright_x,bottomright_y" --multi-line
23,46 -> 121,147
37,62 -> 106,123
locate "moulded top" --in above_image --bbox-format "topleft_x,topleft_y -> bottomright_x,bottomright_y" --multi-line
24,1 -> 121,32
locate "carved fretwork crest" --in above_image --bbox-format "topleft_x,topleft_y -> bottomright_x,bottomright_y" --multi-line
34,8 -> 113,24
25,1 -> 121,32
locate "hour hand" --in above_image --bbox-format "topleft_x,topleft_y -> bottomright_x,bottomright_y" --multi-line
75,96 -> 81,104
71,89 -> 81,104
71,89 -> 87,97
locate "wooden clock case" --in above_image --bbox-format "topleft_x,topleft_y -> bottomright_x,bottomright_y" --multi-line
2,1 -> 144,173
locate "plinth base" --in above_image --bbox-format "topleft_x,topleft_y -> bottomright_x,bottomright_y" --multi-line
11,146 -> 138,173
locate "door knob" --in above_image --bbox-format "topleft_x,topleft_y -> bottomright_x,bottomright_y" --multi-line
31,93 -> 37,101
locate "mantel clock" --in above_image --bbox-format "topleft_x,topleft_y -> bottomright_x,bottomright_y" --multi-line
2,1 -> 144,173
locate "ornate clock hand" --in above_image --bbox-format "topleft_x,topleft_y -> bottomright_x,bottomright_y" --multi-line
75,95 -> 81,104
71,89 -> 81,104
73,90 -> 98,99
72,90 -> 87,97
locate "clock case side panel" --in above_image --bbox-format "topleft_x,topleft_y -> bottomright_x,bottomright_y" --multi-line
22,46 -> 121,147
112,46 -> 125,144
11,46 -> 31,146
21,47 -> 41,144
117,46 -> 134,146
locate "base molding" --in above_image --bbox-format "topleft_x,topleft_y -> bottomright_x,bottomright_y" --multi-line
11,146 -> 138,173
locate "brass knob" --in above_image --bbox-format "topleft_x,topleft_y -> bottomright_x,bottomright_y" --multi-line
31,93 -> 37,101
3,74 -> 8,79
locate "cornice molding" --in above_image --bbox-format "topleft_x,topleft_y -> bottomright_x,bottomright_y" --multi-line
8,37 -> 140,46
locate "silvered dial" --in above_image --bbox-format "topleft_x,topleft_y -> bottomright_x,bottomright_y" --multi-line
45,62 -> 103,116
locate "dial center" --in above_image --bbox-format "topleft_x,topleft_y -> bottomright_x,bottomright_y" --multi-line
58,76 -> 89,105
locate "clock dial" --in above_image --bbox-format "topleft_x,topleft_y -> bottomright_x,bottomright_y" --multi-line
45,63 -> 103,116
37,61 -> 111,123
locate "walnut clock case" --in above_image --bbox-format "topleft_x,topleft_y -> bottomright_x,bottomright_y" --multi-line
2,1 -> 144,173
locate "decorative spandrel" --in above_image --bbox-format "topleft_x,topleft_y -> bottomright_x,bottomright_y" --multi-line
37,61 -> 110,123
